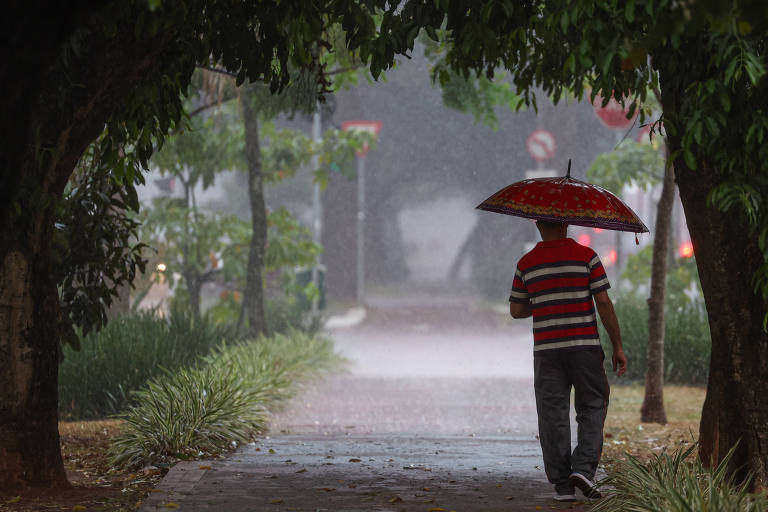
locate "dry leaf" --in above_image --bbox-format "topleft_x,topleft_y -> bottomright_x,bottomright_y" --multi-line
163,503 -> 179,509
389,496 -> 403,503
269,498 -> 283,504
348,458 -> 361,462
72,506 -> 86,511
429,508 -> 446,512
422,487 -> 431,491
295,468 -> 307,473
198,465 -> 211,470
6,496 -> 21,504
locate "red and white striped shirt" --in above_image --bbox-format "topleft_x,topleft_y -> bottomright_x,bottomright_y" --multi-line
509,238 -> 610,356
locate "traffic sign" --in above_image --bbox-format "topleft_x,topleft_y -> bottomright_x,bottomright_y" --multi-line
342,121 -> 382,155
526,130 -> 556,161
592,95 -> 637,129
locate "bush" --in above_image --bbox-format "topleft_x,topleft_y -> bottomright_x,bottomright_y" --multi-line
594,444 -> 768,512
599,293 -> 711,385
59,308 -> 234,419
108,330 -> 342,468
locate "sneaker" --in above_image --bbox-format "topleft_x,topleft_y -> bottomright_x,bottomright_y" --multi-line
569,472 -> 601,499
553,492 -> 577,502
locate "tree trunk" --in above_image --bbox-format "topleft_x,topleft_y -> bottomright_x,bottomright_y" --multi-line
640,160 -> 675,424
186,274 -> 202,321
0,4 -> 196,488
240,93 -> 267,338
657,45 -> 768,489
0,247 -> 68,491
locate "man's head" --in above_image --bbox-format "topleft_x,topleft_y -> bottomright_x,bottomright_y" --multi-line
535,220 -> 568,241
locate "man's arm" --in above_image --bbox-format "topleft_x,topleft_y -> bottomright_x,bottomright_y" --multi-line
509,301 -> 532,318
593,290 -> 627,376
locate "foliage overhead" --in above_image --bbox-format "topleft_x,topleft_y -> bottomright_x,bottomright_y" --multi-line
54,145 -> 148,346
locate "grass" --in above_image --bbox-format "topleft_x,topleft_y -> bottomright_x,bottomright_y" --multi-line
59,309 -> 234,419
597,385 -> 768,512
603,384 -> 705,465
594,444 -> 768,511
108,330 -> 343,468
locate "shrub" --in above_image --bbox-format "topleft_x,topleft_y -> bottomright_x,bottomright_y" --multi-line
59,308 -> 234,419
599,293 -> 711,385
109,330 -> 342,467
594,444 -> 768,512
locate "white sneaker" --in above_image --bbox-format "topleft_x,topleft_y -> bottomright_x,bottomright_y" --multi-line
569,472 -> 601,499
553,493 -> 577,502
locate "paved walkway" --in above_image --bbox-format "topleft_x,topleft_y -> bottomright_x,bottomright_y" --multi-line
141,298 -> 592,511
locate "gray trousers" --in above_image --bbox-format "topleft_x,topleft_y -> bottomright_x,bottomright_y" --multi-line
534,349 -> 609,493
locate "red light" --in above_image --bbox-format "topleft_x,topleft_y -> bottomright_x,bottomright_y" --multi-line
679,242 -> 694,258
578,234 -> 591,246
608,249 -> 617,264
593,228 -> 603,233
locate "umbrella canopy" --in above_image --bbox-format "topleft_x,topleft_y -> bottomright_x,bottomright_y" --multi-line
476,162 -> 649,233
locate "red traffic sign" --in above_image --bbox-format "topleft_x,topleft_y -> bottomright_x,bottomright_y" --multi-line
342,121 -> 382,155
526,130 -> 556,161
592,95 -> 637,129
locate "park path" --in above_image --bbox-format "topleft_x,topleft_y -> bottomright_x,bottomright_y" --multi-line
140,293 -> 591,511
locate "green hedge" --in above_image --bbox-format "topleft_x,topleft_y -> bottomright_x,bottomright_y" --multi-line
59,308 -> 233,420
599,294 -> 711,385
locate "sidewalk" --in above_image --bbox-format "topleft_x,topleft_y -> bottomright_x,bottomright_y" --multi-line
140,299 -> 593,511
139,435 -> 591,511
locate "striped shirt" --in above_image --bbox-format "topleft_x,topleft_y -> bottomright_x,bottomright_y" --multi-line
509,238 -> 610,356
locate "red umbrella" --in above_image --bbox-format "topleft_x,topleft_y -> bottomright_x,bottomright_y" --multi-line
476,161 -> 649,233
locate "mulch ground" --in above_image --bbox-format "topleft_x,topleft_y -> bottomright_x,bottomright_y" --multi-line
0,421 -> 162,512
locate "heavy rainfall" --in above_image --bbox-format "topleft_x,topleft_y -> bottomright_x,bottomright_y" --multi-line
4,3 -> 768,512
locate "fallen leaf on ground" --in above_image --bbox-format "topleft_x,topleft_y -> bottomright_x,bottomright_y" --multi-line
268,449 -> 276,454
73,506 -> 86,511
389,496 -> 403,503
269,498 -> 283,504
318,487 -> 336,492
6,496 -> 21,503
198,465 -> 211,470
295,468 -> 307,473
429,508 -> 446,512
163,503 -> 179,509
422,487 -> 431,491
348,458 -> 361,462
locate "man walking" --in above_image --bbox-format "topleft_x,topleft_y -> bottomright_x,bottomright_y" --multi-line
509,220 -> 627,502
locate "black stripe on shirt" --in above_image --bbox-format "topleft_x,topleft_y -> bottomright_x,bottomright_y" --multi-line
526,271 -> 590,286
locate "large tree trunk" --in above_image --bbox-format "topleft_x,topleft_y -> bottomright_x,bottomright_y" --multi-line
0,4 -> 195,489
640,160 -> 675,424
675,161 -> 768,487
240,93 -> 267,338
0,246 -> 69,490
657,45 -> 768,489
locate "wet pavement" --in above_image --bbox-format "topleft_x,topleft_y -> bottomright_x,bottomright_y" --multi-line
140,297 -> 593,511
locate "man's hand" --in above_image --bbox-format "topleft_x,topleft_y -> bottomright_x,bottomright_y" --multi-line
612,348 -> 627,376
509,301 -> 532,318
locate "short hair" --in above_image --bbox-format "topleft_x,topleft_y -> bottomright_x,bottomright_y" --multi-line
536,220 -> 567,230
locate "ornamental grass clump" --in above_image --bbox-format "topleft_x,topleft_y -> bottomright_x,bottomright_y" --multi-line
109,330 -> 342,467
594,444 -> 768,512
